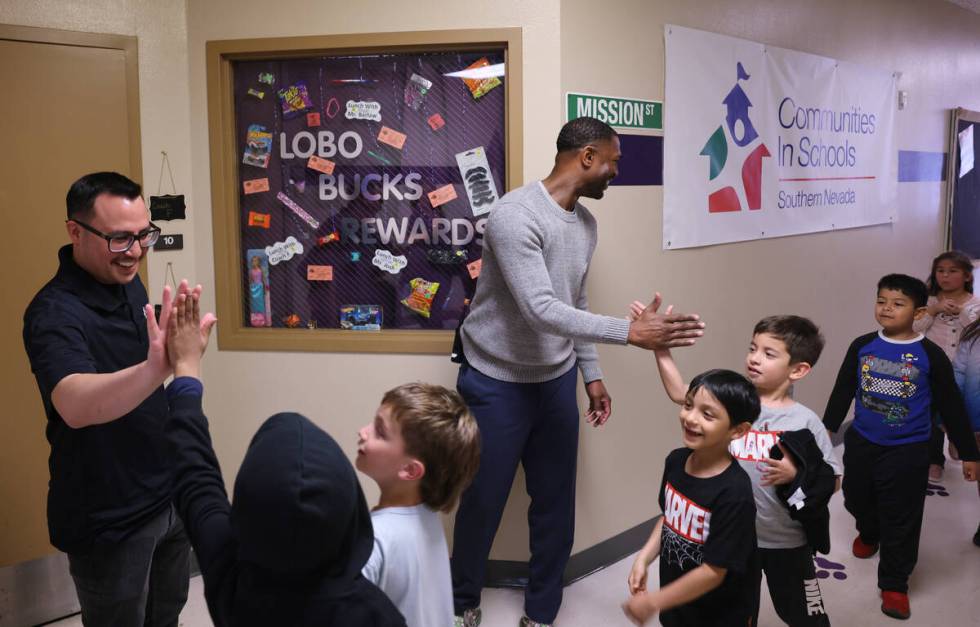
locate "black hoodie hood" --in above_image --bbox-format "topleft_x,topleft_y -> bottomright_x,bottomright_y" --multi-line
231,412 -> 373,578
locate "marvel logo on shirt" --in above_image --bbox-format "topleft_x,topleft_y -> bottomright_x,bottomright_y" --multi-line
657,448 -> 757,627
728,404 -> 842,549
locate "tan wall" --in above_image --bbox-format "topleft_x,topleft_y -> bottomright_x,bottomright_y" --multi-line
0,0 -> 196,306
561,0 -> 980,548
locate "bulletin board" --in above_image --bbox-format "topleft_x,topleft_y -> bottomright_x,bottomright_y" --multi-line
947,108 -> 980,258
206,29 -> 522,353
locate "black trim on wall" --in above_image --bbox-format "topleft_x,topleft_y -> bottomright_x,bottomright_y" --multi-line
484,516 -> 660,588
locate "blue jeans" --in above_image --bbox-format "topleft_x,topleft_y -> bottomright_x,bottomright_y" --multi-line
451,363 -> 579,623
68,504 -> 190,626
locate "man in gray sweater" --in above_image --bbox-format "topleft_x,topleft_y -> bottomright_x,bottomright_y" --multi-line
451,117 -> 705,627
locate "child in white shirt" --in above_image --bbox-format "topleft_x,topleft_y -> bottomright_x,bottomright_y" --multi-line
357,383 -> 481,627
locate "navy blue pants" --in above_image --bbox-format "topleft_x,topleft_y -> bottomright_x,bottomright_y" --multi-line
451,362 -> 579,623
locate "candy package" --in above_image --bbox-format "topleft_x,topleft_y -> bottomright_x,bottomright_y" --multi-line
461,57 -> 501,100
401,278 -> 440,318
404,73 -> 432,111
277,81 -> 313,118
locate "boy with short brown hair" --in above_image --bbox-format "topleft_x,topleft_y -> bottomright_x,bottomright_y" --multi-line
357,382 -> 481,627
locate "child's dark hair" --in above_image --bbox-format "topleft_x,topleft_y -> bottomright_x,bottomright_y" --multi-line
686,369 -> 760,427
381,383 -> 480,512
926,250 -> 974,295
877,274 -> 928,309
753,315 -> 825,366
963,318 -> 980,346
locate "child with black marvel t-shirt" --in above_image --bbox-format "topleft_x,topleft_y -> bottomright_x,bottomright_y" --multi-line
624,369 -> 759,627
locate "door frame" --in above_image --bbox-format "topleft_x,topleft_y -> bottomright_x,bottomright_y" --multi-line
0,22 -> 143,627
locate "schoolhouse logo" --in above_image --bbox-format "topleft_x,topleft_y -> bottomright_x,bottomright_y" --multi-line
699,62 -> 771,213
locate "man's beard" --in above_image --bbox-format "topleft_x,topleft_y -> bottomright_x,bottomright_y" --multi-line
581,179 -> 608,199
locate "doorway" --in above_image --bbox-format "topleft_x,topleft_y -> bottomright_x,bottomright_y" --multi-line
0,23 -> 142,626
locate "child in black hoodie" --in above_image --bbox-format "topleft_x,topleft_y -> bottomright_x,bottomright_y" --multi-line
163,285 -> 406,627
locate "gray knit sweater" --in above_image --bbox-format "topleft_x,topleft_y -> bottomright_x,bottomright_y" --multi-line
460,181 -> 630,383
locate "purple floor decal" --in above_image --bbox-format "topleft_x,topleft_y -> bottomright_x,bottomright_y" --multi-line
814,556 -> 848,580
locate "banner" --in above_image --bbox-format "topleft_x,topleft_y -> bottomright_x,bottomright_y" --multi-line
664,25 -> 897,249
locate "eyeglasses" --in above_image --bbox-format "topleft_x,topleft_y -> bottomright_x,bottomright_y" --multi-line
68,219 -> 161,253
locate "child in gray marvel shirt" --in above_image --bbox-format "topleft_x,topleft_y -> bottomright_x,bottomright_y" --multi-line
639,310 -> 841,627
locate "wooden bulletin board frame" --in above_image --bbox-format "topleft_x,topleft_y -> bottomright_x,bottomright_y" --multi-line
206,28 -> 522,354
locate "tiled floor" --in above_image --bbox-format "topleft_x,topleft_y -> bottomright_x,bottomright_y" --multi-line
49,448 -> 979,626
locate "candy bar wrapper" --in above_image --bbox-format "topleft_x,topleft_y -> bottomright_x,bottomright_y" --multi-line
455,146 -> 499,216
462,57 -> 501,99
404,73 -> 432,111
248,211 -> 271,228
243,124 -> 273,168
401,278 -> 440,318
277,191 -> 320,230
427,113 -> 445,131
340,305 -> 382,331
427,249 -> 468,265
278,81 -> 313,118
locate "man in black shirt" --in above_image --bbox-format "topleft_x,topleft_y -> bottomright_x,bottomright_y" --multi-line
23,172 -> 190,626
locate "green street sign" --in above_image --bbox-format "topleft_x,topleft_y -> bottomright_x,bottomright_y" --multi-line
566,92 -> 663,131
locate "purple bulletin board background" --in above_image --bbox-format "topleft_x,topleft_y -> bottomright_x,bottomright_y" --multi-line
234,50 -> 506,331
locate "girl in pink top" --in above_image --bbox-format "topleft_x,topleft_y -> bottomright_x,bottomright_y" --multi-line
914,250 -> 980,478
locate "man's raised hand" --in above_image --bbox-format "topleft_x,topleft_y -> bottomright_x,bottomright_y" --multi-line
627,293 -> 704,351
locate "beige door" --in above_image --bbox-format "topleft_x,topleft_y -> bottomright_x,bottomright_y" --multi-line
0,20 -> 141,587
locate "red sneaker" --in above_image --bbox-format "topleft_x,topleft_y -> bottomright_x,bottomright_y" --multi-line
852,535 -> 879,559
881,590 -> 910,619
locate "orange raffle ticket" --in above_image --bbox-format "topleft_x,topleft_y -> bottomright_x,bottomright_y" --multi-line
243,178 -> 270,194
427,184 -> 458,208
306,265 -> 334,281
377,126 -> 407,150
307,156 -> 336,175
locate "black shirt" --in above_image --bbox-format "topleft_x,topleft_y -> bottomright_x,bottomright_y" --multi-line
22,245 -> 172,552
658,448 -> 757,627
